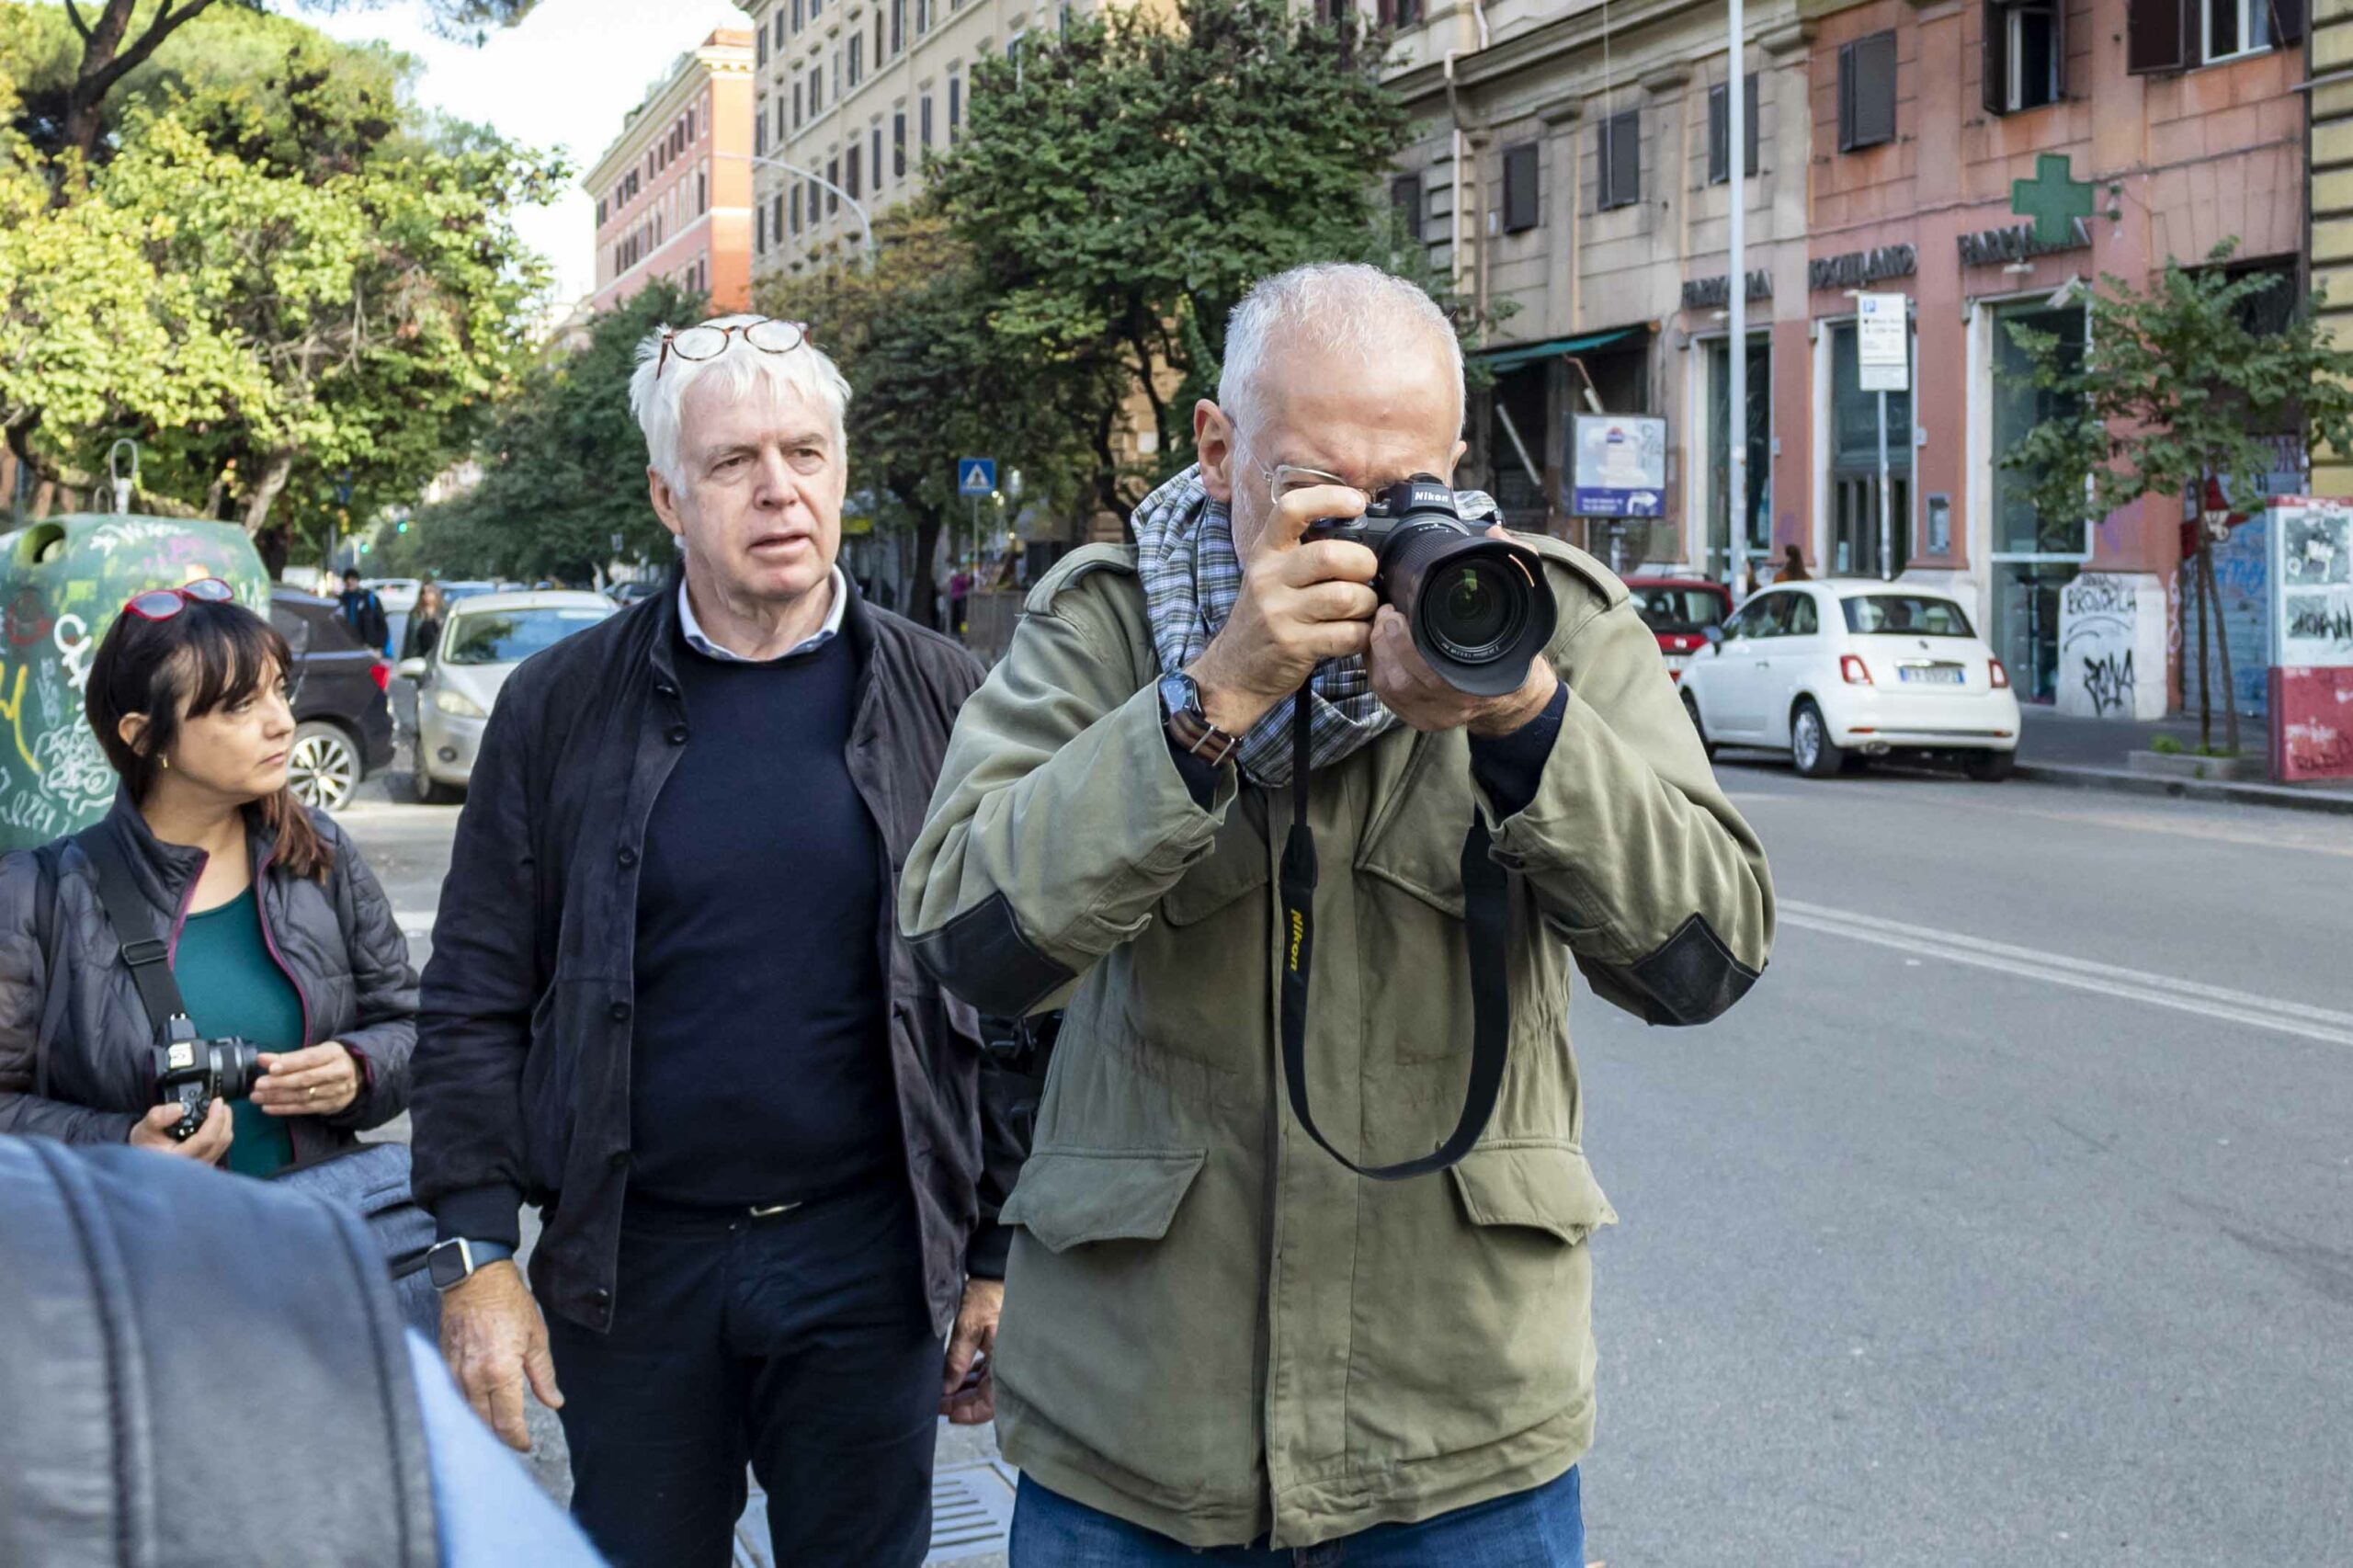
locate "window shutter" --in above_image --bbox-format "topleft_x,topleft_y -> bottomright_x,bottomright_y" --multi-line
1858,32 -> 1897,147
1503,142 -> 1539,232
2270,0 -> 2307,43
1708,85 -> 1729,184
2052,0 -> 2068,98
1391,173 -> 1424,240
1837,40 -> 1857,149
1983,0 -> 2009,116
1605,109 -> 1641,209
1743,76 -> 1759,176
2126,0 -> 2188,72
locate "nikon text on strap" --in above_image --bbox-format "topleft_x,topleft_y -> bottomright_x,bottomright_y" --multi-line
1276,688 -> 1513,1180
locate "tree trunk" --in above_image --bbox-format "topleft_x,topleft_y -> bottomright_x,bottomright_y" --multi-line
2201,542 -> 2241,756
58,2 -> 209,182
908,509 -> 943,631
242,450 -> 296,537
2194,544 -> 2211,752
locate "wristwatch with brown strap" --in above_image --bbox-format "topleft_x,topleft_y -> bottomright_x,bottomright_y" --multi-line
1158,670 -> 1242,767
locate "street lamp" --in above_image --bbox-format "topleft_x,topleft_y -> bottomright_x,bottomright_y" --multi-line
718,151 -> 880,264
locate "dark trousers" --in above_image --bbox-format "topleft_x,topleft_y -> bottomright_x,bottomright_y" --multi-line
545,1178 -> 940,1568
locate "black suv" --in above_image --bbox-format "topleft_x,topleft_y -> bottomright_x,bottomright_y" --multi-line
268,586 -> 396,812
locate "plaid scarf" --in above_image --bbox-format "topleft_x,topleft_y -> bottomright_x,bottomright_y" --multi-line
1131,463 -> 1498,788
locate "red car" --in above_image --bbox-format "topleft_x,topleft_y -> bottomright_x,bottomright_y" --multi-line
1623,576 -> 1734,682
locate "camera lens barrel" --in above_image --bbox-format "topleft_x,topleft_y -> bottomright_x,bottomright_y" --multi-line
216,1041 -> 264,1101
1378,524 -> 1558,697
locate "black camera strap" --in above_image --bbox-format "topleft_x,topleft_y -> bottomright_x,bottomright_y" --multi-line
75,825 -> 193,1039
1276,689 -> 1513,1180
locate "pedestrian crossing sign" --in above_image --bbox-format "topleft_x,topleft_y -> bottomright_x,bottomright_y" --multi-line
959,459 -> 997,497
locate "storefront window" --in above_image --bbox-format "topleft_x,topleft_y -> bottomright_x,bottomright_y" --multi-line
1705,335 -> 1771,584
1989,301 -> 2089,699
1830,321 -> 1910,578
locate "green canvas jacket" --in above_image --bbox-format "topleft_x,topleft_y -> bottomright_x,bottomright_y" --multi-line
901,536 -> 1773,1549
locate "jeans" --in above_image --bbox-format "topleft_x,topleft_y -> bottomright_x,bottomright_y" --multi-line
543,1178 -> 940,1568
1009,1464 -> 1584,1567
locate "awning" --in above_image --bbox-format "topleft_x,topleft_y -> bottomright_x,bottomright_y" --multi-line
1478,327 -> 1638,374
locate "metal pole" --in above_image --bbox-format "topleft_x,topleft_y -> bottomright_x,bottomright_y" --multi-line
717,151 -> 880,264
1875,390 -> 1893,582
1726,0 -> 1748,593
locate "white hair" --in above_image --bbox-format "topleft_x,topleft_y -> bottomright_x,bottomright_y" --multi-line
1216,263 -> 1464,440
629,313 -> 854,491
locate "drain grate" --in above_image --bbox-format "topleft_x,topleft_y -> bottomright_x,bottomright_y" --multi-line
731,1461 -> 1015,1567
924,1463 -> 1017,1564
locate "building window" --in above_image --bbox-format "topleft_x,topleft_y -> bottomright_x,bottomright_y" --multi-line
778,99 -> 787,142
696,172 -> 706,215
894,110 -> 907,177
811,65 -> 823,114
1597,108 -> 1639,210
1705,335 -> 1771,582
596,199 -> 607,226
756,114 -> 768,155
772,191 -> 784,243
790,186 -> 802,235
827,156 -> 840,213
1707,74 -> 1759,182
1984,1 -> 2063,113
871,124 -> 883,186
794,81 -> 804,130
2203,0 -> 2276,61
792,0 -> 803,33
1500,142 -> 1538,233
758,26 -> 768,65
1376,0 -> 1423,23
757,205 -> 768,253
949,72 -> 961,133
1837,30 -> 1897,151
849,35 -> 863,89
847,144 -> 861,200
875,10 -> 886,66
917,0 -> 931,31
1008,28 -> 1024,57
921,93 -> 934,147
1829,320 -> 1914,580
1390,173 -> 1422,240
833,48 -> 842,101
892,0 -> 906,53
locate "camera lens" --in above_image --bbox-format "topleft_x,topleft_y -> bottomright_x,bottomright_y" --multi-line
1427,560 -> 1523,662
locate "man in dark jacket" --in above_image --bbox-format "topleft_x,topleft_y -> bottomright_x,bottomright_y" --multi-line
336,570 -> 392,655
410,313 -> 1020,1568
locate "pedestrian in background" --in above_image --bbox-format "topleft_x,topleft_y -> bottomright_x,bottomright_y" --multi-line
1778,542 -> 1811,582
411,313 -> 1026,1568
404,581 -> 448,662
337,568 -> 392,655
0,580 -> 416,1169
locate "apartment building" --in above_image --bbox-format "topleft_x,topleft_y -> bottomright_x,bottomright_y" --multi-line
585,28 -> 759,312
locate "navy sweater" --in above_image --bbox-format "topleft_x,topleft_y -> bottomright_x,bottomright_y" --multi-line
626,627 -> 902,1207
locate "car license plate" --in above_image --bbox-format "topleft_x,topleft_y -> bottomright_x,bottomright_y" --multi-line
1898,665 -> 1965,685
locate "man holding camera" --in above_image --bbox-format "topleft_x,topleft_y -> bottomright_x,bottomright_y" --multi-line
412,316 -> 1021,1567
901,264 -> 1774,1562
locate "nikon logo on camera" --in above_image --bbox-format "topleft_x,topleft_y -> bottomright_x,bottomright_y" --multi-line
1287,908 -> 1305,972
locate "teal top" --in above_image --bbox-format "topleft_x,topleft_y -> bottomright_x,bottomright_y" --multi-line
172,887 -> 305,1178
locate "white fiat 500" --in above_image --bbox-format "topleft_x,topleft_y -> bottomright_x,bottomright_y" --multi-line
1678,581 -> 2023,780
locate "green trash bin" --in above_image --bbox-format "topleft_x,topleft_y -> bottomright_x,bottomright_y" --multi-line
0,515 -> 270,853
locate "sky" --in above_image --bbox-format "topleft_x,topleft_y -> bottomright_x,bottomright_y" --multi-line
311,0 -> 748,307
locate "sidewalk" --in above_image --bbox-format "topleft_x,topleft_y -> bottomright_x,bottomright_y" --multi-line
2016,709 -> 2353,814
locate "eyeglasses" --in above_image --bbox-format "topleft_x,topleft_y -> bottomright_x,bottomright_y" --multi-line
654,317 -> 808,379
1242,453 -> 1362,514
124,578 -> 236,622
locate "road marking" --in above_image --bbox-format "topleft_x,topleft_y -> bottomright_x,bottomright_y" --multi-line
1779,898 -> 2353,1049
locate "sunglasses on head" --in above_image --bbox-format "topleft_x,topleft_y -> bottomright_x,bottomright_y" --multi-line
124,578 -> 236,622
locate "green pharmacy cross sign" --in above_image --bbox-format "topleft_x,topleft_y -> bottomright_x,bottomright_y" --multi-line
2011,153 -> 2095,248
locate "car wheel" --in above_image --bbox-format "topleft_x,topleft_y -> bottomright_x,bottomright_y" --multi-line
288,722 -> 362,812
409,753 -> 461,805
1681,690 -> 1716,761
1791,699 -> 1846,779
1964,749 -> 2017,783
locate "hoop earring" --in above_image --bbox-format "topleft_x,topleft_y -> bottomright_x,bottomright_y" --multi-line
158,756 -> 170,771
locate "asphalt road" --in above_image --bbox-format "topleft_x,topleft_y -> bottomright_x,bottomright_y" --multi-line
339,753 -> 2353,1567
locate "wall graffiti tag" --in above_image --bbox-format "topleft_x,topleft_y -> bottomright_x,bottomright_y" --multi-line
2057,574 -> 2150,720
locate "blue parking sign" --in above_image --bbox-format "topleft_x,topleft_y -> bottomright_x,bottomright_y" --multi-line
958,459 -> 997,497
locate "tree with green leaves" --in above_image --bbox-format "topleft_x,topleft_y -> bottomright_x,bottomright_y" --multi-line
760,203 -> 1106,629
1999,244 -> 2353,756
17,0 -> 535,176
1,6 -> 559,547
921,0 -> 1478,521
397,280 -> 708,586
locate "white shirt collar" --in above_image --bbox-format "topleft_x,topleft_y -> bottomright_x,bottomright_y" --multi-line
676,568 -> 848,664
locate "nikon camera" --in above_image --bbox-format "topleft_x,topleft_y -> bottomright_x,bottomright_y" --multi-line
153,1017 -> 262,1142
1303,475 -> 1558,696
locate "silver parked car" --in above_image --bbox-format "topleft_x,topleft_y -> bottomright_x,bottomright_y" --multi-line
397,590 -> 616,802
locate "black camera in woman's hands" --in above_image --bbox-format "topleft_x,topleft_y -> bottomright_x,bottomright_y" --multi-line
153,1019 -> 262,1142
1303,475 -> 1557,696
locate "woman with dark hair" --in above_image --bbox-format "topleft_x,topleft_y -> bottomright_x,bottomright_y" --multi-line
403,581 -> 447,662
0,579 -> 416,1172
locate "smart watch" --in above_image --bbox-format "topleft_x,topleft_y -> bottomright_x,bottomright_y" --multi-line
426,1236 -> 516,1292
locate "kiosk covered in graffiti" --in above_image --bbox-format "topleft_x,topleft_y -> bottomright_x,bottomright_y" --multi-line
0,516 -> 270,852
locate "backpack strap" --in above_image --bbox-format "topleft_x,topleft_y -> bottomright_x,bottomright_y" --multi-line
29,842 -> 59,1099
